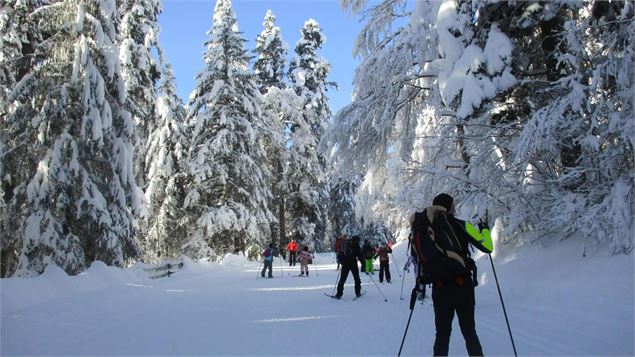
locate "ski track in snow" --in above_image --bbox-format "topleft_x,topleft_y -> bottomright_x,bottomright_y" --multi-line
1,239 -> 633,356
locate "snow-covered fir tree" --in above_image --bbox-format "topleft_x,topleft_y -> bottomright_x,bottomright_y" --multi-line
1,0 -> 141,277
182,0 -> 274,259
0,0 -> 47,277
287,19 -> 334,250
329,177 -> 362,238
254,10 -> 287,92
143,58 -> 189,260
118,0 -> 162,197
506,1 -> 635,253
253,10 -> 296,247
327,0 -> 633,253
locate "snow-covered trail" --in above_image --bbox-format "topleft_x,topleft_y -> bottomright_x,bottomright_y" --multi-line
1,239 -> 633,356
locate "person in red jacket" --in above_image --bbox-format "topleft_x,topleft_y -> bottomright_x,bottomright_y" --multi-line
375,243 -> 392,283
286,239 -> 299,266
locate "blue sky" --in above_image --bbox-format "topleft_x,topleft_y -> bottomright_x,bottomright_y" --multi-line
158,0 -> 366,115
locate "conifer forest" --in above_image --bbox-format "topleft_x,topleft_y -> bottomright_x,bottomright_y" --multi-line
1,0 -> 633,277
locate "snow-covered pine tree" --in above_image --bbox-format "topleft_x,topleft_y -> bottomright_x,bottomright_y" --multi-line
0,0 -> 47,277
254,10 -> 287,92
437,1 -> 633,252
287,19 -> 334,250
508,1 -> 634,253
183,0 -> 274,259
253,10 -> 289,245
143,58 -> 189,260
118,0 -> 162,197
1,0 -> 141,276
329,177 -> 362,238
289,19 -> 335,141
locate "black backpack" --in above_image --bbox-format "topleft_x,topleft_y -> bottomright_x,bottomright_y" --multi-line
341,239 -> 354,257
410,206 -> 469,285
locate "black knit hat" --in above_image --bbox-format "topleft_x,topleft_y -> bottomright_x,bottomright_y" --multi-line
433,193 -> 454,211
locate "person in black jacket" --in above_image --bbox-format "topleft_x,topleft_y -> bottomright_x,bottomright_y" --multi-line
334,235 -> 364,299
423,193 -> 493,357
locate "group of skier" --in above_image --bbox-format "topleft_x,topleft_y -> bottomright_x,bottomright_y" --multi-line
260,237 -> 314,278
258,192 -> 495,356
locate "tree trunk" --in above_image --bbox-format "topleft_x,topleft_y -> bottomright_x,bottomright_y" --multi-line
456,123 -> 471,177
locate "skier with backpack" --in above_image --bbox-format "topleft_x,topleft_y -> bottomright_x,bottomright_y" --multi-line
333,235 -> 364,299
375,242 -> 392,283
261,243 -> 278,278
410,193 -> 493,356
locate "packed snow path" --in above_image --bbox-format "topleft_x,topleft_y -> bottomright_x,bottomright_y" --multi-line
2,239 -> 633,356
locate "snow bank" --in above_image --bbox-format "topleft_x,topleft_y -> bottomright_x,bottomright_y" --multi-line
1,261 -> 148,315
220,252 -> 250,266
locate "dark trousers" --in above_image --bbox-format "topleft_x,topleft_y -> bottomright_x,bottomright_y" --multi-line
261,260 -> 273,278
289,251 -> 296,266
336,260 -> 361,296
379,260 -> 391,282
432,279 -> 483,356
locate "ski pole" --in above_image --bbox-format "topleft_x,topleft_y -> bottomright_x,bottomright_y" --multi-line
398,285 -> 420,357
279,255 -> 283,278
368,274 -> 388,302
312,254 -> 319,276
400,265 -> 407,300
331,268 -> 342,296
400,236 -> 413,300
390,252 -> 402,278
489,254 -> 518,357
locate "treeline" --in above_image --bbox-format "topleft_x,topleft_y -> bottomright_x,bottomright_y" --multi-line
0,0 -> 355,277
3,0 -> 632,277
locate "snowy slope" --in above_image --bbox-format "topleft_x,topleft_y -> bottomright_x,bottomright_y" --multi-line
1,237 -> 633,356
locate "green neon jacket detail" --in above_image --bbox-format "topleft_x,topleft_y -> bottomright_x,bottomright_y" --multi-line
464,222 -> 493,253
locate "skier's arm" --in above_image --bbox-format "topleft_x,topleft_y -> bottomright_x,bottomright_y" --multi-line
464,221 -> 493,253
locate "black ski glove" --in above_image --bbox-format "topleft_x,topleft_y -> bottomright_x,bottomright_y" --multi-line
478,219 -> 489,231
